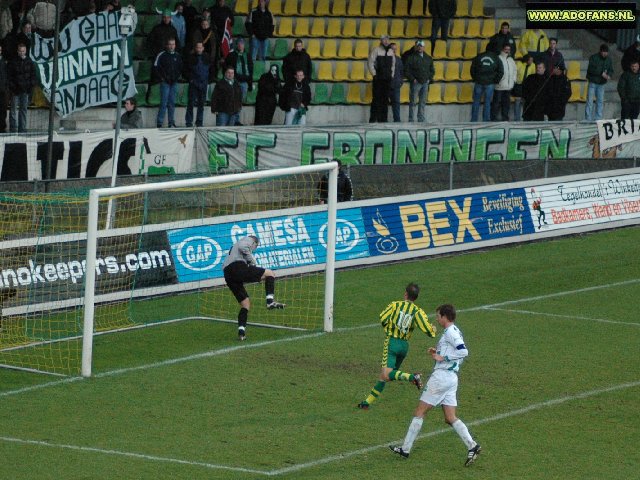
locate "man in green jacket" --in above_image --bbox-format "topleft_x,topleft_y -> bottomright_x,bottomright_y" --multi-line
617,60 -> 640,119
404,40 -> 435,122
585,44 -> 614,121
470,47 -> 504,122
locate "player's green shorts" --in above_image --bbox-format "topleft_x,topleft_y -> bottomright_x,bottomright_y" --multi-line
381,336 -> 409,369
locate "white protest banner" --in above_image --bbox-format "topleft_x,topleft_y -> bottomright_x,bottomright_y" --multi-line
31,11 -> 136,117
596,119 -> 640,151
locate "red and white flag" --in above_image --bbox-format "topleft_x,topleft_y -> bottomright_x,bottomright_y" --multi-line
221,17 -> 233,58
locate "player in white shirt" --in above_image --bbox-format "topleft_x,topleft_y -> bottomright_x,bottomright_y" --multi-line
389,304 -> 482,466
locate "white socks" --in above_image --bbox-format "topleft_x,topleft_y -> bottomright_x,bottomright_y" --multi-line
451,419 -> 475,449
402,417 -> 423,453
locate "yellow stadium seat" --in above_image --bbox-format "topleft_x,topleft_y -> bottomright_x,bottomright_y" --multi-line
450,19 -> 466,39
480,39 -> 489,51
443,84 -> 459,103
462,40 -> 478,59
332,0 -> 347,16
359,19 -> 373,38
410,0 -> 424,16
317,62 -> 333,81
445,62 -> 461,81
400,83 -> 409,103
427,83 -> 442,103
363,0 -> 378,16
460,61 -> 472,80
347,0 -> 362,16
235,0 -> 250,15
374,20 -> 389,39
321,39 -> 338,59
354,40 -> 370,59
306,39 -> 321,58
363,82 -> 373,103
337,39 -> 355,59
341,19 -> 357,38
471,0 -> 489,17
350,61 -> 366,80
481,20 -> 496,38
390,19 -> 405,38
459,83 -> 473,103
421,19 -> 433,38
294,18 -> 310,37
283,0 -> 299,15
334,61 -> 351,81
311,18 -> 326,37
299,0 -> 315,16
569,82 -> 581,102
379,0 -> 393,16
448,40 -> 463,59
277,17 -> 293,36
404,19 -> 419,38
465,19 -> 481,38
395,0 -> 409,16
269,0 -> 283,15
365,61 -> 373,80
567,61 -> 581,81
433,62 -> 444,81
347,83 -> 363,104
457,0 -> 469,17
316,1 -> 330,16
327,18 -> 343,37
432,40 -> 447,59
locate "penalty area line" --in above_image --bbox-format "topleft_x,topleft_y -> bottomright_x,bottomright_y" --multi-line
484,307 -> 640,327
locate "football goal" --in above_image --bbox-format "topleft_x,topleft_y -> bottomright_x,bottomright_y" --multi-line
0,164 -> 339,377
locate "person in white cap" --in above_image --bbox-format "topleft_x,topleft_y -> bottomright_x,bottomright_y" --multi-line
404,39 -> 435,122
368,35 -> 395,122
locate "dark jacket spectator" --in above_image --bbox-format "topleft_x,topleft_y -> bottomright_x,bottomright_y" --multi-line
522,63 -> 550,121
181,0 -> 200,39
617,61 -> 640,119
0,47 -> 7,133
488,22 -> 516,58
184,48 -> 210,90
211,73 -> 243,115
225,42 -> 253,89
190,19 -> 218,81
255,64 -> 282,125
245,2 -> 274,40
210,0 -> 234,45
120,98 -> 143,129
471,49 -> 503,85
148,13 -> 179,58
8,51 -> 37,94
404,48 -> 435,84
317,161 -> 354,203
282,39 -> 312,84
545,68 -> 571,121
153,47 -> 183,85
428,0 -> 457,18
542,38 -> 565,74
279,76 -> 311,111
3,22 -> 33,62
621,36 -> 640,73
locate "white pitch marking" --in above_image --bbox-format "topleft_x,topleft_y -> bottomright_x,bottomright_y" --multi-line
485,307 -> 640,327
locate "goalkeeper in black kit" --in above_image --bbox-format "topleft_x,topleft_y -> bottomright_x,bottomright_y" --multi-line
223,235 -> 285,341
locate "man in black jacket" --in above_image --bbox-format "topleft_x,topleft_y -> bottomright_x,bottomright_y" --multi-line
154,38 -> 183,128
148,11 -> 179,58
8,43 -> 36,133
429,0 -> 456,55
522,61 -> 550,121
0,44 -> 7,133
282,39 -> 312,84
246,0 -> 274,62
184,41 -> 210,127
224,38 -> 253,101
211,65 -> 243,126
210,0 -> 235,48
280,69 -> 311,125
317,160 -> 354,204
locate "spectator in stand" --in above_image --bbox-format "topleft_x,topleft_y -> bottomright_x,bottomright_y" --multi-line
518,28 -> 548,64
224,37 -> 252,101
153,37 -> 183,128
190,18 -> 218,80
389,42 -> 403,123
245,0 -> 274,62
282,39 -> 312,84
0,44 -> 6,133
184,41 -> 210,127
368,35 -> 395,123
211,65 -> 243,126
491,44 -> 516,121
512,53 -> 534,121
404,40 -> 434,123
428,0 -> 456,56
317,160 -> 354,204
543,37 -> 565,74
3,21 -> 33,62
210,0 -> 235,48
585,44 -> 613,121
119,97 -> 143,129
617,60 -> 640,119
171,2 -> 187,51
522,61 -> 550,121
622,35 -> 640,73
8,43 -> 36,133
255,63 -> 282,125
148,10 -> 179,58
546,65 -> 571,121
181,0 -> 200,42
488,22 -> 516,58
108,0 -> 121,11
280,69 -> 311,125
470,45 -> 503,122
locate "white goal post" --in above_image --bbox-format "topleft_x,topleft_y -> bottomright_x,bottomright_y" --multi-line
82,163 -> 339,377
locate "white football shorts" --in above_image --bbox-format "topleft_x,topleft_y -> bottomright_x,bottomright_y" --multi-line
419,369 -> 459,407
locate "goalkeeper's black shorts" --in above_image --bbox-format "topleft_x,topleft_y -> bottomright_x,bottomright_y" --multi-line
223,262 -> 266,303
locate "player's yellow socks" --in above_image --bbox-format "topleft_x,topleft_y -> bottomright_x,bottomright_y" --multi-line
389,369 -> 412,381
364,381 -> 386,405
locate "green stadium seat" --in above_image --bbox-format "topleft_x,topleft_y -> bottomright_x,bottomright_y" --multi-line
147,83 -> 161,107
176,83 -> 189,107
135,83 -> 148,107
233,16 -> 246,37
327,84 -> 347,104
245,87 -> 257,105
253,61 -> 266,82
312,83 -> 329,104
136,61 -> 152,83
272,38 -> 290,59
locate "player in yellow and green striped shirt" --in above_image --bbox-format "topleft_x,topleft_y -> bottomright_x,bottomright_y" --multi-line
357,283 -> 436,410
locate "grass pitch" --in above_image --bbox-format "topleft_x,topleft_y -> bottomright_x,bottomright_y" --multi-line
0,226 -> 639,479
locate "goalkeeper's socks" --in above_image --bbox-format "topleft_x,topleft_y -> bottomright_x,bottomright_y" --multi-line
364,380 -> 386,405
389,369 -> 412,381
238,308 -> 248,328
265,276 -> 275,297
266,295 -> 274,305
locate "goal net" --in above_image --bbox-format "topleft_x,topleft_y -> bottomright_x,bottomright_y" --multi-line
0,164 -> 339,377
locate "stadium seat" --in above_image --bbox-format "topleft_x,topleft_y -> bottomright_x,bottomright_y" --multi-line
133,37 -> 148,59
135,84 -> 148,107
299,0 -> 315,16
328,83 -> 347,104
471,0 -> 489,17
245,87 -> 257,105
427,83 -> 442,103
232,16 -> 246,37
321,40 -> 338,59
147,83 -> 161,107
379,0 -> 393,16
358,19 -> 373,38
373,20 -> 389,39
354,39 -> 370,59
445,62 -> 461,81
349,61 -> 366,82
465,19 -> 481,38
432,40 -> 447,59
481,20 -> 496,39
294,18 -> 310,37
206,82 -> 215,105
277,18 -> 293,37
135,61 -> 152,82
363,0 -> 378,16
420,19 -> 433,38
395,0 -> 409,16
316,1 -> 331,16
462,40 -> 478,59
142,14 -> 159,35
283,0 -> 299,15
347,0 -> 362,16
253,61 -> 266,82
409,0 -> 424,16
234,0 -> 250,15
567,61 -> 581,81
457,0 -> 469,17
459,83 -> 473,103
460,61 -> 472,80
332,0 -> 347,16
443,84 -> 459,103
448,40 -> 463,59
347,83 -> 363,104
450,19 -> 466,39
400,83 -> 409,103
176,83 -> 189,107
317,62 -> 333,81
272,38 -> 290,59
311,18 -> 325,37
334,61 -> 351,81
337,39 -> 354,59
390,19 -> 405,39
433,62 -> 445,81
404,19 -> 419,39
327,18 -> 343,37
569,82 -> 585,102
312,83 -> 329,104
306,39 -> 321,58
268,0 -> 283,15
363,82 -> 373,103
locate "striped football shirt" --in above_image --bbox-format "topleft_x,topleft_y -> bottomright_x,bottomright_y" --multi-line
380,300 -> 436,340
